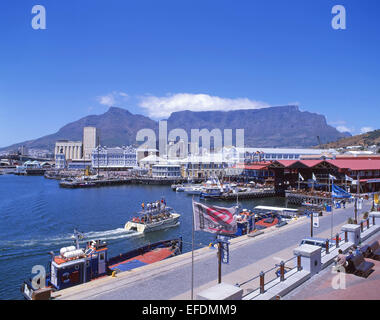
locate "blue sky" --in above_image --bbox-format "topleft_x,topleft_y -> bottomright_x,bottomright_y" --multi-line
0,0 -> 379,147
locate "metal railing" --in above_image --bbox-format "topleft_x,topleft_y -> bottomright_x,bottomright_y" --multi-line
237,255 -> 299,299
237,213 -> 377,299
321,217 -> 376,257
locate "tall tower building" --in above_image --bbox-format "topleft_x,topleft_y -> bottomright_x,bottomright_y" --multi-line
83,127 -> 98,160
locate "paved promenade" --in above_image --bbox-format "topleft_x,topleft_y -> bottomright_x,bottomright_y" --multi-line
284,233 -> 380,300
53,200 -> 372,300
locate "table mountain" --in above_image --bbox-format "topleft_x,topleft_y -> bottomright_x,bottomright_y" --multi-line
1,105 -> 349,152
166,105 -> 349,148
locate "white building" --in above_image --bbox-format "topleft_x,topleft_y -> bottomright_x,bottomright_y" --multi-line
152,164 -> 181,178
55,126 -> 99,165
91,146 -> 137,170
83,127 -> 98,160
55,141 -> 83,161
221,146 -> 338,163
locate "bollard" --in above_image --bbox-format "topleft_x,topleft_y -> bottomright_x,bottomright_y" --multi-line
336,234 -> 340,248
259,271 -> 265,294
345,231 -> 348,242
367,218 -> 370,229
360,221 -> 363,233
325,240 -> 329,254
280,261 -> 285,282
297,254 -> 302,271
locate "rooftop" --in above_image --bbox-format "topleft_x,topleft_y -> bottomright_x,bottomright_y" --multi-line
269,159 -> 380,171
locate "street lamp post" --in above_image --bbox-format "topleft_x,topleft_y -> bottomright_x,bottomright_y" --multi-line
354,173 -> 360,224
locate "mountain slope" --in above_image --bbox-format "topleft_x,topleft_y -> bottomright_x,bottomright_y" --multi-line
1,105 -> 350,152
1,107 -> 157,151
320,129 -> 380,149
166,106 -> 349,148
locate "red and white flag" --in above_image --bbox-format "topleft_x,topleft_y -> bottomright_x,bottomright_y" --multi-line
192,201 -> 237,234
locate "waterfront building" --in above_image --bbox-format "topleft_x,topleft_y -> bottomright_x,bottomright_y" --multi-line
221,146 -> 338,163
91,146 -> 137,170
180,154 -> 230,179
54,127 -> 99,163
139,154 -> 168,175
55,141 -> 83,161
67,160 -> 92,170
233,162 -> 275,181
83,127 -> 99,160
152,164 -> 181,178
268,158 -> 380,193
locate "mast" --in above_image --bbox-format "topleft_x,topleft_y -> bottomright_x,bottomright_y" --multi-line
191,196 -> 195,300
97,136 -> 100,176
73,229 -> 84,249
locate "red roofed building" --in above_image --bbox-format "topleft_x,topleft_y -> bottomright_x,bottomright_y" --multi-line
233,162 -> 274,181
268,159 -> 380,193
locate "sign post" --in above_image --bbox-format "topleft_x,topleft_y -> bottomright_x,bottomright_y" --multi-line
216,235 -> 230,283
313,212 -> 319,228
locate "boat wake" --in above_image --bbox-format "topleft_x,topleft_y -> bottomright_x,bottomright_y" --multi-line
83,228 -> 143,241
0,228 -> 142,249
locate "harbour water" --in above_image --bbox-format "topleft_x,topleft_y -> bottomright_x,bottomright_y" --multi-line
0,175 -> 297,300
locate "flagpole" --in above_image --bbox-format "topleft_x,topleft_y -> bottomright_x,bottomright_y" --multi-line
330,179 -> 334,240
328,176 -> 330,193
331,193 -> 334,240
310,211 -> 313,237
218,241 -> 222,284
191,197 -> 195,300
298,173 -> 300,190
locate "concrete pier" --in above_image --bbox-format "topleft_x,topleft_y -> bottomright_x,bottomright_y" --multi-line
213,189 -> 275,200
51,199 -> 372,300
285,191 -> 332,205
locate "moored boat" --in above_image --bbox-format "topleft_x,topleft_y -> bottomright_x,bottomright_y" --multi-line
20,230 -> 182,300
183,185 -> 204,195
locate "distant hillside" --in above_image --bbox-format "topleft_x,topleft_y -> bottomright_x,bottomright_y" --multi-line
1,105 -> 350,152
1,107 -> 157,151
320,129 -> 380,149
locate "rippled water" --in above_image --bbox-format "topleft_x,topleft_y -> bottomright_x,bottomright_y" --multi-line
0,175 -> 294,300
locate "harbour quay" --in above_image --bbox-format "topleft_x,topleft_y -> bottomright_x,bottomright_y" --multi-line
285,190 -> 332,205
58,176 -> 205,188
211,188 -> 276,200
50,199 -> 380,300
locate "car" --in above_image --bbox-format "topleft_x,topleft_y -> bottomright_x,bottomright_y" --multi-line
299,237 -> 329,249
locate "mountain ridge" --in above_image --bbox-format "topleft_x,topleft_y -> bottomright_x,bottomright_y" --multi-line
1,105 -> 350,152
